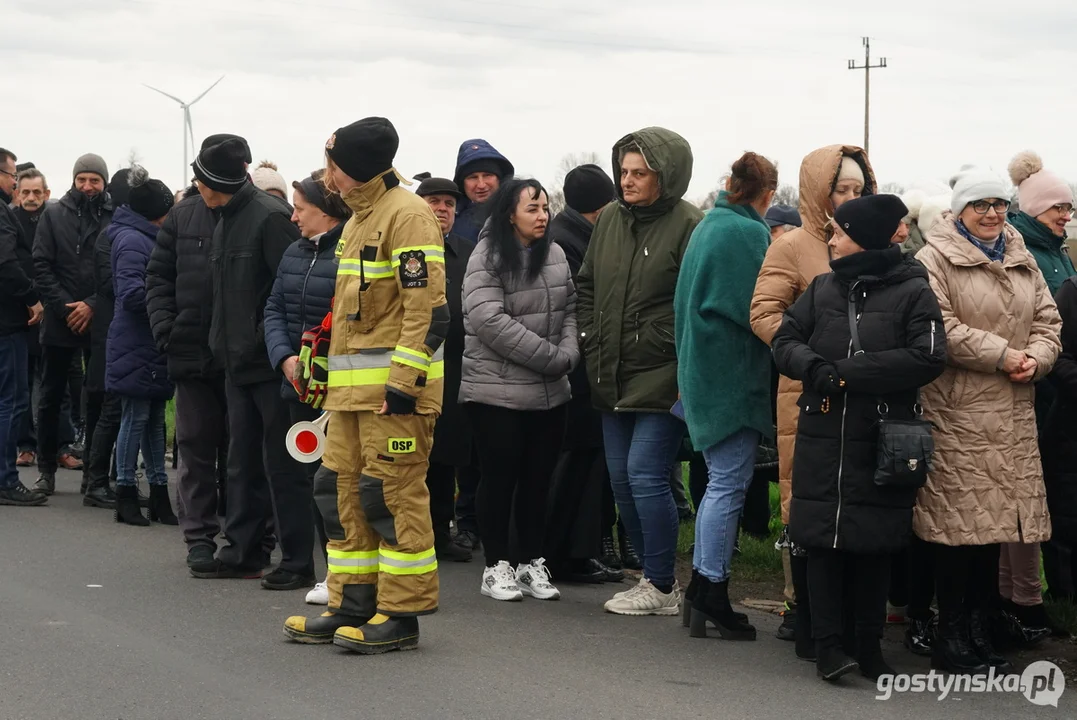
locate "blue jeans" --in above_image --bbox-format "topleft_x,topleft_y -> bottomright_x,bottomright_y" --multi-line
693,428 -> 761,582
0,333 -> 29,489
602,412 -> 685,586
116,397 -> 168,487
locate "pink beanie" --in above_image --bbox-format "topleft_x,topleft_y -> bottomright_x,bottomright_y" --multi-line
1008,151 -> 1072,217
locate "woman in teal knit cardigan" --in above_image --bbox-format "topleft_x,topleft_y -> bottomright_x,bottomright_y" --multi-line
674,152 -> 777,640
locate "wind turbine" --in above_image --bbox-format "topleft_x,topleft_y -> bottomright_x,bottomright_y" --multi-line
143,76 -> 225,187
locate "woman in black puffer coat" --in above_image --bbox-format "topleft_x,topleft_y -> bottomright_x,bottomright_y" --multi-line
772,195 -> 946,683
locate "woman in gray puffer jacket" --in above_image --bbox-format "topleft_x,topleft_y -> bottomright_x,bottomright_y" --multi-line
460,178 -> 579,603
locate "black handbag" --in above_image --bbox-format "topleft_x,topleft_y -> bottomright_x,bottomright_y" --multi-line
848,290 -> 934,489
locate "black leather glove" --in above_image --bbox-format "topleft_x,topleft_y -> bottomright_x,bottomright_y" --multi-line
383,387 -> 417,416
809,362 -> 845,396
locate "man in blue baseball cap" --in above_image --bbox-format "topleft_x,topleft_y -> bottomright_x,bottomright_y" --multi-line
765,204 -> 801,242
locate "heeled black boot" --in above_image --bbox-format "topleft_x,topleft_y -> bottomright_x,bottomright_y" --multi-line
689,577 -> 756,640
148,484 -> 179,525
969,610 -> 1012,673
932,610 -> 988,675
115,485 -> 149,526
684,570 -> 747,628
816,637 -> 858,682
857,634 -> 895,681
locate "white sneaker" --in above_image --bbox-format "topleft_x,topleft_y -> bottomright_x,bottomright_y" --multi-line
516,558 -> 560,601
603,577 -> 680,616
305,580 -> 329,605
481,561 -> 524,601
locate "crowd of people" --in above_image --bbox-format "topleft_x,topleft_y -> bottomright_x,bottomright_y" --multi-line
1,121 -> 1074,680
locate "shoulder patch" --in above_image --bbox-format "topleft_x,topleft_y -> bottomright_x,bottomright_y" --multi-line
399,249 -> 428,288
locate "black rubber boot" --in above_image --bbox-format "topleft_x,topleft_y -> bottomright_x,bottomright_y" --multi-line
969,610 -> 1012,673
115,485 -> 149,526
816,639 -> 859,682
932,610 -> 988,675
148,485 -> 179,525
83,482 -> 117,509
284,611 -> 373,644
689,577 -> 756,640
334,614 -> 420,654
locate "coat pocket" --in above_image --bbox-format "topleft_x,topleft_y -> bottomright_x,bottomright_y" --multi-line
352,241 -> 388,336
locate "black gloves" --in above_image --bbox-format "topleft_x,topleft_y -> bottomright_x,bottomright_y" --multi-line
809,362 -> 845,396
383,387 -> 418,415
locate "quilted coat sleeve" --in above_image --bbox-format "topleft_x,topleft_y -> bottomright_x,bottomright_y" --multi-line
112,233 -> 150,314
145,210 -> 178,352
751,235 -> 800,346
771,278 -> 824,383
1048,279 -> 1077,403
1021,269 -> 1063,381
557,272 -> 579,372
919,246 -> 1009,374
263,261 -> 293,372
462,247 -> 572,377
835,280 -> 947,393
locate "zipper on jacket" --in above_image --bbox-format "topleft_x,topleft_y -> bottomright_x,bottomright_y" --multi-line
596,311 -> 603,385
929,320 -> 936,355
298,249 -> 317,333
834,336 -> 852,550
634,312 -> 640,343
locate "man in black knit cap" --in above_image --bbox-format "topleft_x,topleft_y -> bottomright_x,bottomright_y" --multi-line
186,133 -> 314,591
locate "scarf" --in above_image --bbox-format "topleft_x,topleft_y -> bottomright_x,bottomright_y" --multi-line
956,219 -> 1006,262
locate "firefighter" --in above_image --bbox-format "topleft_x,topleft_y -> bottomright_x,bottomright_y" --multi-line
283,117 -> 448,653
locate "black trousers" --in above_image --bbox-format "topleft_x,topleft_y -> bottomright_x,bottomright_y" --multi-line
36,345 -> 87,472
469,402 -> 567,567
545,445 -> 608,563
84,391 -> 121,489
218,379 -> 314,576
807,548 -> 889,647
889,537 -> 936,617
934,542 -> 1000,614
455,455 -> 480,534
1043,540 -> 1077,601
288,402 -> 329,564
426,461 -> 457,536
17,352 -> 38,452
175,378 -> 228,550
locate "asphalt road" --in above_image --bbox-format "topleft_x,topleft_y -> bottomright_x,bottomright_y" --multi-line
0,466 -> 1069,720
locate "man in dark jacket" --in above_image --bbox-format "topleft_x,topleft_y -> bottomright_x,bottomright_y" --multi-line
415,177 -> 477,562
0,147 -> 46,506
31,153 -> 113,495
185,133 -> 313,590
543,164 -> 622,582
146,182 -> 230,567
451,139 -> 514,244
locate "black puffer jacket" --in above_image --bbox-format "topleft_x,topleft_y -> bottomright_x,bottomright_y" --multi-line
263,222 -> 343,400
772,247 -> 946,553
85,226 -> 115,393
31,188 -> 113,347
13,205 -> 47,355
146,194 -> 220,380
0,192 -> 39,336
208,183 -> 301,387
1043,276 -> 1077,545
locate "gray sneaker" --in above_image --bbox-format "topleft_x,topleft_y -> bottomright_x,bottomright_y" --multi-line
603,578 -> 680,616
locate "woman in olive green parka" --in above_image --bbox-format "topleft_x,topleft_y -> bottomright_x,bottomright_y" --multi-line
578,127 -> 703,615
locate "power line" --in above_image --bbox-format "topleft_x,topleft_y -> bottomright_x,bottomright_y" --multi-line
847,37 -> 887,156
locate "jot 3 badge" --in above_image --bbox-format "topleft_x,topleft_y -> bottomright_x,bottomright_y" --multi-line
399,249 -> 428,288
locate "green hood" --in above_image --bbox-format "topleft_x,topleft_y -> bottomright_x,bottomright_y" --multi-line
1009,210 -> 1065,252
612,127 -> 694,217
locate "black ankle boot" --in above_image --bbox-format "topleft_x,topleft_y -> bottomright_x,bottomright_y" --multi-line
618,531 -> 641,571
148,484 -> 179,525
115,485 -> 149,526
904,612 -> 936,657
600,534 -> 621,570
689,577 -> 756,640
1006,604 -> 1053,647
83,482 -> 117,509
932,610 -> 988,675
969,609 -> 1012,673
857,636 -> 895,681
816,639 -> 859,682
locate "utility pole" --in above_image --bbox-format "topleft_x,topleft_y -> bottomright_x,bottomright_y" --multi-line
847,37 -> 886,155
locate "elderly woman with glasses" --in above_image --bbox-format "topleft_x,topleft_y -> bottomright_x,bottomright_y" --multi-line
913,166 -> 1062,676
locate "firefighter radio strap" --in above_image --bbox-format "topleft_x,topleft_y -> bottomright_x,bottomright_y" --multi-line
294,310 -> 333,410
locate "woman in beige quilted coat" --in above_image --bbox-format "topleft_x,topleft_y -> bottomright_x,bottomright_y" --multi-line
915,166 -> 1062,675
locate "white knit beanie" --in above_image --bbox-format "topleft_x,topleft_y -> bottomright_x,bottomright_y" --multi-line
252,160 -> 287,197
949,165 -> 1010,216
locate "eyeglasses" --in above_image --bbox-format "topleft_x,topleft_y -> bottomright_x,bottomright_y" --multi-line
1049,203 -> 1074,215
0,168 -> 16,179
970,199 -> 1010,215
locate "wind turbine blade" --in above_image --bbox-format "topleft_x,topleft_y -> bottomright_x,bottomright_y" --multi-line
143,84 -> 185,105
188,75 -> 225,106
186,108 -> 196,156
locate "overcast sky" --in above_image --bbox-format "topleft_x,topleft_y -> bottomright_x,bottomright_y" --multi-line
4,0 -> 1075,203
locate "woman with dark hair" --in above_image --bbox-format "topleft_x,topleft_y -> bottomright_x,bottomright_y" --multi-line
675,152 -> 779,640
460,178 -> 579,602
264,168 -> 351,598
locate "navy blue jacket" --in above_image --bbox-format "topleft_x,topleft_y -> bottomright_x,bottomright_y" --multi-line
451,139 -> 514,244
264,222 -> 343,400
104,206 -> 173,400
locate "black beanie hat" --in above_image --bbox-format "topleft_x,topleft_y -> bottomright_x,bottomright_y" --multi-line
107,168 -> 133,208
833,194 -> 908,251
128,165 -> 174,221
192,133 -> 250,193
326,117 -> 399,184
564,164 -> 616,214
